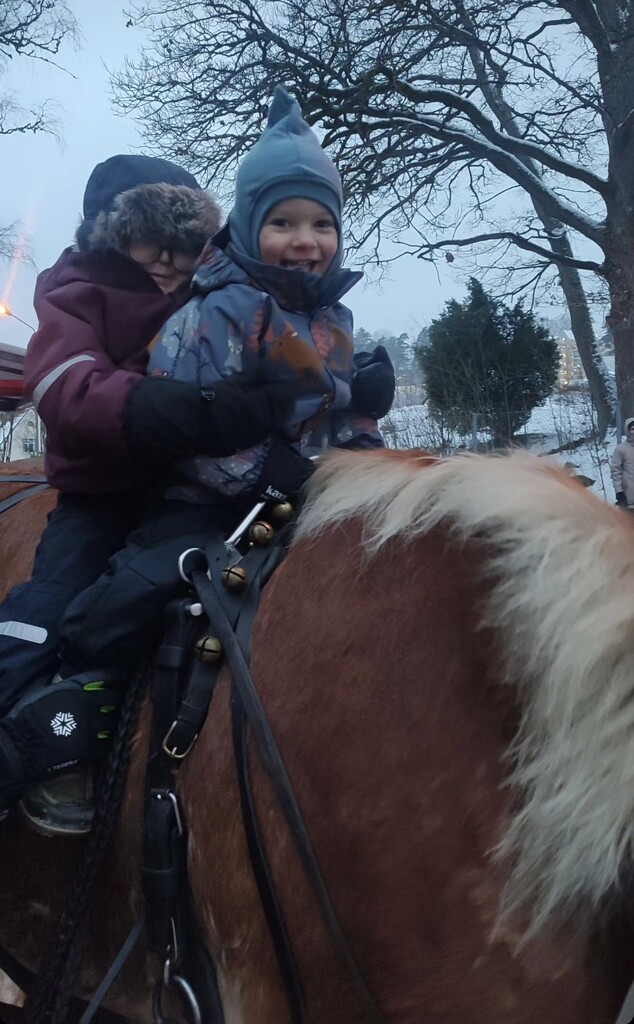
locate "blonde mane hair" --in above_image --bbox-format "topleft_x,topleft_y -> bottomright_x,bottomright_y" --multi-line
296,448 -> 634,930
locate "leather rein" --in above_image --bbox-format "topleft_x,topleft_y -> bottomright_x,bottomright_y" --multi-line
0,475 -> 50,517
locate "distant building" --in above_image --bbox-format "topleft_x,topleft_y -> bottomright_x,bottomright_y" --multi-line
0,339 -> 45,462
1,405 -> 45,462
557,332 -> 585,388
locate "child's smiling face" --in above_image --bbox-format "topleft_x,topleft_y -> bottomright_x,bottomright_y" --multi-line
258,198 -> 338,276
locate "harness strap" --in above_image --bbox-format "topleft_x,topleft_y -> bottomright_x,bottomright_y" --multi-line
0,476 -> 47,483
232,694 -> 306,1023
76,914 -> 146,1024
0,944 -> 34,996
142,530 -> 295,1023
0,938 -> 132,1024
0,484 -> 49,517
151,598 -> 204,757
191,568 -> 386,1024
157,530 -> 287,762
143,598 -> 226,1024
204,532 -> 306,1019
142,791 -> 185,957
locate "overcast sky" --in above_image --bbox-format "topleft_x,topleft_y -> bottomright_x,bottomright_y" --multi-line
1,3 -> 467,350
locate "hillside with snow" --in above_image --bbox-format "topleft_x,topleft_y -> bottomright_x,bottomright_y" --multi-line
382,388 -> 617,503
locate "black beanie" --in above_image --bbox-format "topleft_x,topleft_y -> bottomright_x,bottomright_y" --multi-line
82,154 -> 201,227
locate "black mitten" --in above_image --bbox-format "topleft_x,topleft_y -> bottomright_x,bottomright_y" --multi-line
255,443 -> 315,504
351,345 -> 396,419
125,374 -> 297,465
616,491 -> 627,507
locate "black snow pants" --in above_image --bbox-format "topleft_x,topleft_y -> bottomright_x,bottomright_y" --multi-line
0,490 -> 146,714
59,499 -> 243,674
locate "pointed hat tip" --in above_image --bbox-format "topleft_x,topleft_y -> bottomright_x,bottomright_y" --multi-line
267,86 -> 301,127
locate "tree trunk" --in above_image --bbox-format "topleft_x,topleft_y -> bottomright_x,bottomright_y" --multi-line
537,215 -> 614,438
592,17 -> 634,416
556,270 -> 613,437
605,238 -> 634,415
610,314 -> 634,415
459,18 -> 614,437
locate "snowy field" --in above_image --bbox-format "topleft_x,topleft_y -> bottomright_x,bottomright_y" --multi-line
1,387 -> 621,504
381,388 -> 617,504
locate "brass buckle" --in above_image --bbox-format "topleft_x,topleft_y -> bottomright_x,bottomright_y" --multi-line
162,721 -> 198,760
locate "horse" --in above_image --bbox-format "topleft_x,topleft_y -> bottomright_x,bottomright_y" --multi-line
0,458 -> 56,601
0,447 -> 633,1023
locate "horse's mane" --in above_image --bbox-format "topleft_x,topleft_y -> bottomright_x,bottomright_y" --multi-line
298,447 -> 634,931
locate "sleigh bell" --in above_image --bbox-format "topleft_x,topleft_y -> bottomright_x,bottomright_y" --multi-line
222,564 -> 248,590
249,520 -> 274,545
194,635 -> 223,663
270,501 -> 294,522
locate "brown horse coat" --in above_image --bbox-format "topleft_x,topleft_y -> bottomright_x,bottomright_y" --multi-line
0,459 -> 56,601
0,450 -> 632,1023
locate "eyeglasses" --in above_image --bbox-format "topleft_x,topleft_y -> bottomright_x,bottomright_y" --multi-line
128,241 -> 198,272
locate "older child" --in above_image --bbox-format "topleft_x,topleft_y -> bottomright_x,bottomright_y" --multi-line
0,154 -> 296,828
17,90 -> 394,834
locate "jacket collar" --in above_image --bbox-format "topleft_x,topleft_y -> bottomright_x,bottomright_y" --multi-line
194,238 -> 361,314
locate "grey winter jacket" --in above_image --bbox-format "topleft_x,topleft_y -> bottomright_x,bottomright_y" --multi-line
610,417 -> 634,505
148,242 -> 384,502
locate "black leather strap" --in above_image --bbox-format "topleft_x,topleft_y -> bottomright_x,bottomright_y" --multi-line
191,568 -> 385,1024
76,915 -> 146,1024
142,791 -> 185,957
232,693 -> 306,1023
0,939 -> 132,1024
142,595 -> 226,1024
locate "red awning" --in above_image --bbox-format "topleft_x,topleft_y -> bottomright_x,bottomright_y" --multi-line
0,379 -> 23,397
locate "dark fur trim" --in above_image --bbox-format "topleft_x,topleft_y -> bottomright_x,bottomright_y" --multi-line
79,183 -> 223,255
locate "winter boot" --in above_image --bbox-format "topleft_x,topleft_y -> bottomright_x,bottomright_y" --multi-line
0,670 -> 122,836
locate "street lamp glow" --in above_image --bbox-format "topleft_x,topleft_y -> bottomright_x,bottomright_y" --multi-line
0,304 -> 35,331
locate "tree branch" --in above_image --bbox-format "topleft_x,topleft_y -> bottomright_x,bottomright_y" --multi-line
387,81 -> 609,196
557,0 -> 612,58
413,230 -> 602,270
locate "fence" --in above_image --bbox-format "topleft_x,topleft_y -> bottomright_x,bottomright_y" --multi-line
380,385 -> 615,500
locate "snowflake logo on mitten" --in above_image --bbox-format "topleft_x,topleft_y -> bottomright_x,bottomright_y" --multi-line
50,711 -> 77,737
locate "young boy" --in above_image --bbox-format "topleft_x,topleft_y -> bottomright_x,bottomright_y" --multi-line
0,154 -> 297,825
9,91 -> 395,834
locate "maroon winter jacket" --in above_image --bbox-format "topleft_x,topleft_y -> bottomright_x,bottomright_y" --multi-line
24,247 -> 188,493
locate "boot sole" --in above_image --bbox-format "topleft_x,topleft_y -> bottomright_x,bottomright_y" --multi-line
18,801 -> 93,838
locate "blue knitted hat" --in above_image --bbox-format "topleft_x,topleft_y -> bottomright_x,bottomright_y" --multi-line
227,88 -> 343,263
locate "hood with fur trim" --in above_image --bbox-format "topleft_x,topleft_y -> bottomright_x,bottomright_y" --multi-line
84,182 -> 222,257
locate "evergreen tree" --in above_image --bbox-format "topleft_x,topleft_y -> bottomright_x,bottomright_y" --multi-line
353,327 -> 374,350
375,332 -> 413,382
416,326 -> 431,349
354,328 -> 419,385
418,279 -> 560,446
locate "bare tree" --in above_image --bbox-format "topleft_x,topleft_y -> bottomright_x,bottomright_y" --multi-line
115,1 -> 634,413
447,1 -> 613,436
0,0 -> 78,258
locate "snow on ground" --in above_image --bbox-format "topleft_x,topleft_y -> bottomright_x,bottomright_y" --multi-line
381,388 -> 616,504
